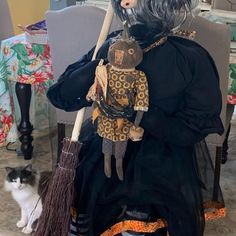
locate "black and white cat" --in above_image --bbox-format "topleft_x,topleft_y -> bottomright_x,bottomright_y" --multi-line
4,164 -> 48,234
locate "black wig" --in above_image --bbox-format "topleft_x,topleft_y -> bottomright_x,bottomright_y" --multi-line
111,0 -> 199,36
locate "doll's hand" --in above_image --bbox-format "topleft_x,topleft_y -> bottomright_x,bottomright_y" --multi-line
95,64 -> 108,98
86,83 -> 97,102
129,125 -> 144,141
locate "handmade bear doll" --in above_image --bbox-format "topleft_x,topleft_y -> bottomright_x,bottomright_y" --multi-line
86,26 -> 149,181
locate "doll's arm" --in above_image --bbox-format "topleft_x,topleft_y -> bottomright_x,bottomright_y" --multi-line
129,111 -> 145,141
86,60 -> 108,102
129,71 -> 149,141
134,110 -> 144,127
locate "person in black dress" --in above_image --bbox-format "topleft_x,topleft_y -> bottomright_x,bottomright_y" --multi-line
47,0 -> 224,235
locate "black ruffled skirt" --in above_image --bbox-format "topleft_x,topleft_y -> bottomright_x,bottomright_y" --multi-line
71,119 -> 225,236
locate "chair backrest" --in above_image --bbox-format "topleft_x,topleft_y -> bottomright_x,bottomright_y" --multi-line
212,0 -> 236,11
0,0 -> 13,41
46,5 -> 122,124
180,15 -> 231,145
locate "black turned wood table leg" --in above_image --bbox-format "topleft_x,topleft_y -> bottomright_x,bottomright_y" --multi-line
57,123 -> 65,163
222,124 -> 231,164
16,82 -> 33,160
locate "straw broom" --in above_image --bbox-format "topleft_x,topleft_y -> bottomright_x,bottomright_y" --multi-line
35,3 -> 114,235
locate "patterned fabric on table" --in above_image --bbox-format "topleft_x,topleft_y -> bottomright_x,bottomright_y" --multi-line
0,34 -> 53,146
228,54 -> 236,104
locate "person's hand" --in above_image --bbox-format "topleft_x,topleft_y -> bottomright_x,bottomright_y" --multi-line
129,125 -> 144,141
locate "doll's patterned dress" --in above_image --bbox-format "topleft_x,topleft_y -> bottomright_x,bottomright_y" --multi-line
97,64 -> 149,142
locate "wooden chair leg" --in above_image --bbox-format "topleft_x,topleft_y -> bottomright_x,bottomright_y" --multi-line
222,124 -> 231,164
213,146 -> 222,202
57,123 -> 65,163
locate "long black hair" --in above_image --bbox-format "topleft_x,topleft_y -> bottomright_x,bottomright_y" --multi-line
111,0 -> 199,36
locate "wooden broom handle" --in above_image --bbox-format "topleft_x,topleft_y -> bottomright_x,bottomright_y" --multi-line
71,2 -> 114,141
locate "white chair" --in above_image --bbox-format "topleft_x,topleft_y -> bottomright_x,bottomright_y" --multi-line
45,5 -> 122,158
180,15 -> 231,200
208,0 -> 236,165
0,0 -> 13,41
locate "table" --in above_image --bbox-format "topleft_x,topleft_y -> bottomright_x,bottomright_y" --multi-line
0,34 -> 53,159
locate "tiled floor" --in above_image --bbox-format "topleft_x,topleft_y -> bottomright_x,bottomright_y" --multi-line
0,122 -> 236,236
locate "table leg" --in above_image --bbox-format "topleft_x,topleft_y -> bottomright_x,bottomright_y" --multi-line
15,82 -> 33,160
57,123 -> 65,163
222,124 -> 231,164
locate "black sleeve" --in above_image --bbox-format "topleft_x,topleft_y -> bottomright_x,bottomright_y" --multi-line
47,60 -> 98,111
47,39 -> 111,111
141,48 -> 224,147
47,30 -> 122,111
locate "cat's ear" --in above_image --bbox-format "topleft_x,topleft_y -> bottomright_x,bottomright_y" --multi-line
24,164 -> 33,172
5,167 -> 13,174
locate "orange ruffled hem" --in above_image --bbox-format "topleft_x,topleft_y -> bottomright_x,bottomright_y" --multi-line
101,201 -> 226,236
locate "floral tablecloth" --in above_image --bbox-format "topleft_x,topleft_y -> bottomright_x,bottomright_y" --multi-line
228,54 -> 236,104
0,34 -> 53,146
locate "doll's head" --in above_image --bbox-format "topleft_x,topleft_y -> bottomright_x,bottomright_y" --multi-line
111,0 -> 199,37
108,24 -> 143,70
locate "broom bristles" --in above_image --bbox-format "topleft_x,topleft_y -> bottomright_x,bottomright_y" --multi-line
35,138 -> 81,236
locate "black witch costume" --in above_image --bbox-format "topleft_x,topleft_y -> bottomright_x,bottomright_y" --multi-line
47,1 -> 225,235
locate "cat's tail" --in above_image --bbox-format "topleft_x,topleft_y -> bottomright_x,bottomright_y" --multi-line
38,171 -> 52,202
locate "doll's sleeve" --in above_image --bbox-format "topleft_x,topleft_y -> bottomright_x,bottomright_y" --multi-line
141,48 -> 224,147
134,71 -> 149,112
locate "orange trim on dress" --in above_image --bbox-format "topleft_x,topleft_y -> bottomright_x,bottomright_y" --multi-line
203,201 -> 226,221
101,201 -> 226,236
100,219 -> 167,236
